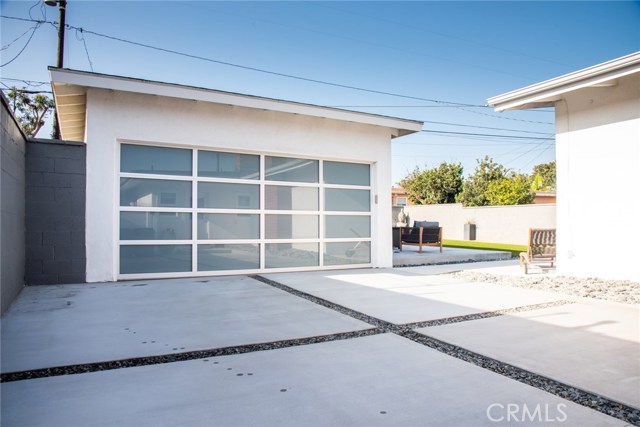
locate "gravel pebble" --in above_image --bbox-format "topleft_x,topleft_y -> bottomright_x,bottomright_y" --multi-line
449,271 -> 639,305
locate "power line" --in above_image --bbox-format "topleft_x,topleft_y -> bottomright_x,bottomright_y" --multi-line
457,107 -> 554,125
0,22 -> 42,68
421,120 -> 554,135
421,129 -> 553,140
0,14 -> 488,108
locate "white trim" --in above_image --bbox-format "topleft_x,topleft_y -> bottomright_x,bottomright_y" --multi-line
488,51 -> 640,111
116,143 -> 374,279
50,68 -> 423,143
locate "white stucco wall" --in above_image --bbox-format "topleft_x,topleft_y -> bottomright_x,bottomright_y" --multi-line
85,89 -> 395,282
400,203 -> 555,245
555,72 -> 640,281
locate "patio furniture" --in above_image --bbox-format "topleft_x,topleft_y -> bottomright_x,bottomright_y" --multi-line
520,228 -> 556,274
399,221 -> 442,253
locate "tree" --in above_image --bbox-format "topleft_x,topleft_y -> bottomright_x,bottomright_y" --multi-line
457,156 -> 507,206
399,162 -> 463,205
486,173 -> 534,205
531,161 -> 556,190
6,87 -> 55,137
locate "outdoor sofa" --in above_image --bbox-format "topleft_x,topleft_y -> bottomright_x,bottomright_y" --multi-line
399,221 -> 443,253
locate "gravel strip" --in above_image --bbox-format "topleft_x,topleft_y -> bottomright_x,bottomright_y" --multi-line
401,300 -> 574,330
255,275 -> 638,425
401,330 -> 640,426
0,329 -> 382,383
251,275 -> 397,331
449,271 -> 640,305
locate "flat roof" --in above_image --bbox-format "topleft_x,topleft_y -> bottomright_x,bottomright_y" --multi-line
487,51 -> 640,112
49,68 -> 423,142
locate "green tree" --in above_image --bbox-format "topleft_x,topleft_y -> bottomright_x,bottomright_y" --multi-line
457,156 -> 507,206
399,162 -> 463,204
486,173 -> 535,205
531,161 -> 556,190
6,87 -> 55,137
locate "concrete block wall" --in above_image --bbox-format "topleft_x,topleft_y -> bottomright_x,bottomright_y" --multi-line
25,140 -> 86,285
1,94 -> 26,315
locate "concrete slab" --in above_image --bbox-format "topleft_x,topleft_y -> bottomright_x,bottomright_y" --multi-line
393,245 -> 512,267
0,334 -> 624,427
418,300 -> 640,408
264,268 -> 570,324
1,276 -> 371,373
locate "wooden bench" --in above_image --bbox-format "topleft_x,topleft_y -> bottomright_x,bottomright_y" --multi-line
520,228 -> 556,274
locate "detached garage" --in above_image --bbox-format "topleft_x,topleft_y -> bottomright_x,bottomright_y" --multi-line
50,68 -> 422,282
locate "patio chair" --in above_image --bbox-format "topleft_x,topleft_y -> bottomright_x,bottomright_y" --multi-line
399,221 -> 443,254
520,228 -> 556,274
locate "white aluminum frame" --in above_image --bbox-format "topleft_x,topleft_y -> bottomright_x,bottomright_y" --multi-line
117,141 -> 373,279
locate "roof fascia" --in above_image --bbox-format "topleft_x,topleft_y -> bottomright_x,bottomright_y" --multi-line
487,51 -> 640,111
49,68 -> 422,135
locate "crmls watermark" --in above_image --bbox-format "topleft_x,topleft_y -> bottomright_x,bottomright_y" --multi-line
486,403 -> 568,423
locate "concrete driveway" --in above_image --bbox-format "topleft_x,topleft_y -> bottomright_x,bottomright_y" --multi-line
2,262 -> 638,426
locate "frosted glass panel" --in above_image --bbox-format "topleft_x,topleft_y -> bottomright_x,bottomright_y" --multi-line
120,212 -> 191,240
265,156 -> 318,183
120,178 -> 191,207
120,245 -> 191,274
324,242 -> 371,265
325,216 -> 370,238
121,144 -> 191,176
198,151 -> 259,179
198,214 -> 259,240
265,215 -> 318,239
198,183 -> 259,209
266,243 -> 319,268
265,186 -> 318,210
325,189 -> 370,212
324,161 -> 370,186
198,244 -> 259,271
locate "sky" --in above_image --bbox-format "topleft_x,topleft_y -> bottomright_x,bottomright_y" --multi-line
1,1 -> 639,185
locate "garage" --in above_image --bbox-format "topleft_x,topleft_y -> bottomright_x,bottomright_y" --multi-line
50,68 -> 422,281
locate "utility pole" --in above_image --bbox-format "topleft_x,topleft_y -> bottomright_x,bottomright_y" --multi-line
45,0 -> 66,140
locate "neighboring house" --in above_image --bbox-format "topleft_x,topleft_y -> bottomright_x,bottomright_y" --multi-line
392,186 -> 411,206
50,68 -> 422,282
488,52 -> 640,281
532,191 -> 556,204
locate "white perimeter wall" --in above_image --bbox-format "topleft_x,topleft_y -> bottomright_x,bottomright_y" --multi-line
555,72 -> 640,281
85,89 -> 395,282
399,203 -> 555,245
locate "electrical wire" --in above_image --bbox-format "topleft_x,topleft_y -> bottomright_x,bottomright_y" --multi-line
1,25 -> 38,51
421,129 -> 553,140
0,15 -> 489,108
457,106 -> 553,125
0,22 -> 41,68
421,120 -> 554,135
75,28 -> 94,71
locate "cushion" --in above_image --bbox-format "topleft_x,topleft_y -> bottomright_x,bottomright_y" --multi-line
414,220 -> 439,229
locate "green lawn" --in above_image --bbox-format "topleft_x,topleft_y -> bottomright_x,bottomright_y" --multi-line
442,239 -> 526,257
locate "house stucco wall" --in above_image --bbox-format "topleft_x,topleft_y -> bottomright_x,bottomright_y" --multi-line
84,89 -> 394,282
555,72 -> 640,281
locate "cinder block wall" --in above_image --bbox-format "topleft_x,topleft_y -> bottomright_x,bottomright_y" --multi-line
25,140 -> 86,285
1,94 -> 26,315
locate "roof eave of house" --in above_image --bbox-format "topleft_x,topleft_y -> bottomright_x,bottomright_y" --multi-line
49,67 -> 423,143
487,51 -> 640,112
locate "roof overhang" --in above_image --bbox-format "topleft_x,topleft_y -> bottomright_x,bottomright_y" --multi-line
49,68 -> 423,142
487,51 -> 640,112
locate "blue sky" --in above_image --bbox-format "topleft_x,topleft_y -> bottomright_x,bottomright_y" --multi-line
2,1 -> 639,184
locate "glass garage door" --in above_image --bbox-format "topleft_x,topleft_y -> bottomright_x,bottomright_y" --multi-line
118,143 -> 372,278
